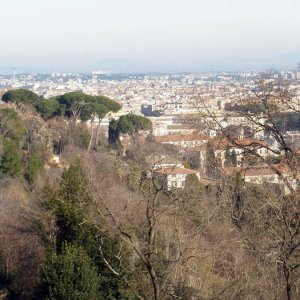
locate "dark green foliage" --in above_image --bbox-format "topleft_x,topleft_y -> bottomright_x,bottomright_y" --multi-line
94,95 -> 121,114
2,90 -> 121,124
80,102 -> 97,122
2,89 -> 40,107
266,155 -> 281,164
117,114 -> 152,135
25,151 -> 44,183
224,149 -> 231,167
80,101 -> 109,122
108,119 -> 120,145
108,114 -> 152,145
228,173 -> 245,224
0,108 -> 26,144
205,142 -> 218,179
0,139 -> 23,177
35,98 -> 64,119
57,92 -> 92,119
58,92 -> 91,108
81,96 -> 121,122
40,244 -> 100,300
40,162 -> 130,299
184,173 -> 200,188
59,162 -> 93,206
183,160 -> 192,169
224,149 -> 238,167
55,92 -> 121,123
52,202 -> 127,299
246,154 -> 259,165
273,112 -> 300,131
231,150 -> 237,167
173,280 -> 198,299
183,152 -> 200,169
72,125 -> 91,149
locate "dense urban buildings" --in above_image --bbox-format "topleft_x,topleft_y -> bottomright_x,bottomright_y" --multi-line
1,69 -> 300,191
1,68 -> 300,299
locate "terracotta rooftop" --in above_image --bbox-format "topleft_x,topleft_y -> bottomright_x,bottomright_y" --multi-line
221,164 -> 290,177
209,137 -> 269,150
155,134 -> 209,143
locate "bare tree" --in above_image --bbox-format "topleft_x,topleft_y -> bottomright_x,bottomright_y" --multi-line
193,72 -> 300,300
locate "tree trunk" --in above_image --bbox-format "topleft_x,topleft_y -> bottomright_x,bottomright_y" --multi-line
95,119 -> 102,146
283,265 -> 292,300
147,264 -> 160,300
88,120 -> 94,152
146,190 -> 160,300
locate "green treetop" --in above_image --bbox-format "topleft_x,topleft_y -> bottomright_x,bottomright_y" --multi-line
108,114 -> 152,145
40,244 -> 100,300
0,108 -> 26,144
35,97 -> 65,119
2,89 -> 40,107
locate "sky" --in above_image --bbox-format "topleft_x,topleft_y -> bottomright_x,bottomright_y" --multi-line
0,0 -> 300,73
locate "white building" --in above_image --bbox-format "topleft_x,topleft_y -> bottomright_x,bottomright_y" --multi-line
153,166 -> 200,190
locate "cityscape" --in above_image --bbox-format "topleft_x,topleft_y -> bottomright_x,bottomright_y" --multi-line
1,66 -> 300,299
1,0 -> 300,299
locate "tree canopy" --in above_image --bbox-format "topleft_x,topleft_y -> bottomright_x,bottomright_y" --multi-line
108,114 -> 152,145
38,162 -> 128,299
0,108 -> 26,143
118,114 -> 152,135
2,89 -> 121,123
0,139 -> 23,177
35,98 -> 65,119
0,108 -> 26,177
2,89 -> 40,107
81,95 -> 122,121
40,244 -> 100,300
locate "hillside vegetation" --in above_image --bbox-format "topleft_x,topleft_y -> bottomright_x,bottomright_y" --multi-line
0,89 -> 299,300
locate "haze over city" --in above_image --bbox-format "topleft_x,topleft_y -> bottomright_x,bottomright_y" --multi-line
1,0 -> 300,73
2,0 -> 300,299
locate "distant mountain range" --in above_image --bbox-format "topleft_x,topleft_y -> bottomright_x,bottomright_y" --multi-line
1,53 -> 299,75
91,54 -> 300,74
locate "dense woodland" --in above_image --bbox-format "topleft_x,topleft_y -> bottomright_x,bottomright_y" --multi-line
0,86 -> 300,300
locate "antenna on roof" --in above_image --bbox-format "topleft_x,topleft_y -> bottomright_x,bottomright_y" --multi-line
12,66 -> 16,79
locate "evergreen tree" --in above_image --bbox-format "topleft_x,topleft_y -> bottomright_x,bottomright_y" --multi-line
108,119 -> 120,145
25,151 -> 44,183
35,98 -> 64,119
2,89 -> 40,107
205,142 -> 218,179
231,149 -> 237,167
40,244 -> 101,300
0,140 -> 22,177
40,162 -> 131,299
0,108 -> 26,144
108,114 -> 152,146
224,148 -> 231,167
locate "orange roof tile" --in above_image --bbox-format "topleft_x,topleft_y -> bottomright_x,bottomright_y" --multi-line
155,134 -> 209,143
221,164 -> 289,177
209,137 -> 268,150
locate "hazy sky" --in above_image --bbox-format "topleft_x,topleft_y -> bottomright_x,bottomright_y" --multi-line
0,0 -> 300,73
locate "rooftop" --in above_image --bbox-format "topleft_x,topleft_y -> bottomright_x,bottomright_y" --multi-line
155,133 -> 208,143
